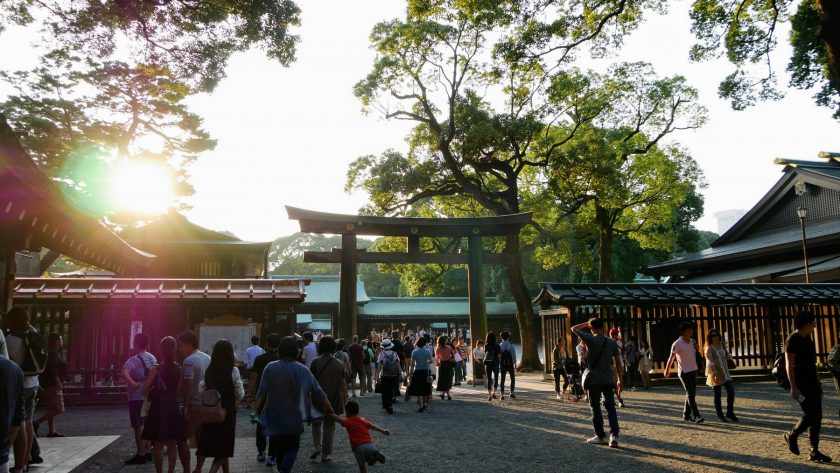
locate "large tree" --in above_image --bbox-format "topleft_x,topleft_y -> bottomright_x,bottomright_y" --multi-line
348,2 -> 705,369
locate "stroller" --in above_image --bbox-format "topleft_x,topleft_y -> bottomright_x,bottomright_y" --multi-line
564,357 -> 585,401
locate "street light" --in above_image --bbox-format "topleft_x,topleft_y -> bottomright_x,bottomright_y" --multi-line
796,207 -> 810,283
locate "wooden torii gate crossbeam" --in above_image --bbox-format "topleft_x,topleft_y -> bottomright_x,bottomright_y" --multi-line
286,206 -> 532,343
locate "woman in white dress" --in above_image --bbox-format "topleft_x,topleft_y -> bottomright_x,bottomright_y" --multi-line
637,339 -> 652,389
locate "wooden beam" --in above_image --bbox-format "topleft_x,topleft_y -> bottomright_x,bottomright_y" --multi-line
304,249 -> 515,265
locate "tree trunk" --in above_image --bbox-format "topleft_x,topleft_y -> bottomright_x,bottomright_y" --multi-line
504,233 -> 543,371
596,205 -> 614,283
816,0 -> 840,102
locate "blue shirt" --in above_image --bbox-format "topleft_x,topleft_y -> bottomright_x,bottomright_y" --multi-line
122,352 -> 157,402
412,348 -> 433,371
0,356 -> 24,467
500,340 -> 517,364
257,359 -> 327,436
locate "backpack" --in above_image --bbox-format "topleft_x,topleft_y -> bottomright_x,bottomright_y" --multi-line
363,348 -> 372,365
771,353 -> 791,390
381,351 -> 400,377
501,347 -> 514,368
19,329 -> 48,376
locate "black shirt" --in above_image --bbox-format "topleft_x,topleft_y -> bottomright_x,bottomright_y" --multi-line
40,350 -> 62,388
785,332 -> 819,391
1,356 -> 25,466
484,342 -> 501,364
252,351 -> 279,390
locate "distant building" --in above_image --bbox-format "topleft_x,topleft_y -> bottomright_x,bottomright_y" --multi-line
714,209 -> 747,234
648,152 -> 840,283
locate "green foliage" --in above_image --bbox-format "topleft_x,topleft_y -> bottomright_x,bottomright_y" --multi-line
689,0 -> 839,118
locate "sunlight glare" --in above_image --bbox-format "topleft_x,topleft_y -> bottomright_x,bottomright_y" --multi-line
109,161 -> 175,215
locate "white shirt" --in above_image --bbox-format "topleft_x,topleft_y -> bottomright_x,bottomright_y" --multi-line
671,337 -> 699,374
6,334 -> 39,389
302,341 -> 318,368
245,345 -> 265,369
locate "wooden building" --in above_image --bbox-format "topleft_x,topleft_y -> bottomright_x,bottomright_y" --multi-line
121,210 -> 271,278
647,153 -> 840,282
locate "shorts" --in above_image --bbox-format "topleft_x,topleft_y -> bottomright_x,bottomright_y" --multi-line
128,400 -> 144,428
22,387 -> 39,421
185,405 -> 204,447
353,443 -> 379,467
42,386 -> 65,413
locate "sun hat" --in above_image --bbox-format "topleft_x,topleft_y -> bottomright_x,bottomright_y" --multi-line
381,339 -> 394,349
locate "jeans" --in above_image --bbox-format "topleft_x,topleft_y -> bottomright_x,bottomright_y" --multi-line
364,364 -> 374,392
791,389 -> 823,450
679,370 -> 701,419
271,434 -> 300,473
553,369 -> 569,393
625,362 -> 637,388
485,362 -> 499,392
713,380 -> 735,416
455,361 -> 463,383
351,365 -> 366,394
461,360 -> 468,380
500,364 -> 515,394
311,418 -> 336,456
380,375 -> 399,410
588,384 -> 620,438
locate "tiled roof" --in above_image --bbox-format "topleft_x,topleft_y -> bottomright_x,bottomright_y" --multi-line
360,297 -> 532,318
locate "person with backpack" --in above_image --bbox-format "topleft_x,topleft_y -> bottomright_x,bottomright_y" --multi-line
376,339 -> 402,414
663,322 -> 704,424
484,333 -> 501,401
784,310 -> 832,463
120,331 -> 157,465
5,307 -> 47,470
499,331 -> 517,400
309,336 -> 347,463
364,340 -> 376,394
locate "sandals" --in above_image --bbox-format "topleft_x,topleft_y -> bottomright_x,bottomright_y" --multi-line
47,432 -> 66,438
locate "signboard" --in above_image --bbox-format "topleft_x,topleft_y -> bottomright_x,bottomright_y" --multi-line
198,315 -> 260,363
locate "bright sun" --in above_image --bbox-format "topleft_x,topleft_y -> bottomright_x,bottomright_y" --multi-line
109,161 -> 175,215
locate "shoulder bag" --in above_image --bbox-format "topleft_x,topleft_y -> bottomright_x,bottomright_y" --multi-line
200,388 -> 226,424
581,338 -> 609,391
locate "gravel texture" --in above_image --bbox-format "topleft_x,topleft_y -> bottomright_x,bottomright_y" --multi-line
31,375 -> 839,472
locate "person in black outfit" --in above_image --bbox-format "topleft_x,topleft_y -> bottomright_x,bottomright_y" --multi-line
784,311 -> 832,463
34,334 -> 66,438
1,354 -> 25,473
484,333 -> 501,401
196,340 -> 244,473
142,337 -> 185,473
390,332 -> 404,398
248,333 -> 281,465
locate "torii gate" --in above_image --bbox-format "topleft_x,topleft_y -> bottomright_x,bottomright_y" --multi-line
286,206 -> 532,342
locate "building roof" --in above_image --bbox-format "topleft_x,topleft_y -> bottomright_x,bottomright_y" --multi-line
286,206 -> 532,237
359,297 -> 531,318
122,211 -> 271,251
0,115 -> 155,274
271,275 -> 371,304
533,282 -> 840,306
13,277 -> 309,302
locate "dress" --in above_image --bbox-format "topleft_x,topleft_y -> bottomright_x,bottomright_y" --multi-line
197,367 -> 243,459
407,348 -> 433,396
142,363 -> 184,442
435,346 -> 454,392
637,347 -> 652,373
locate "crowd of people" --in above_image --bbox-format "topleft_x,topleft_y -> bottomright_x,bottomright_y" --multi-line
0,307 -> 835,472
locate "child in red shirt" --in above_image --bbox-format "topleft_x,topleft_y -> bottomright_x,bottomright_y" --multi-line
332,400 -> 390,472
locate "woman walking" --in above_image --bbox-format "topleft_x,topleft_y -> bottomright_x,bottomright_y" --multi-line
472,340 -> 486,386
552,337 -> 569,401
435,337 -> 454,400
484,333 -> 501,401
141,337 -> 184,473
637,339 -> 653,389
705,330 -> 738,422
196,340 -> 245,473
406,337 -> 433,412
376,339 -> 402,414
35,334 -> 66,438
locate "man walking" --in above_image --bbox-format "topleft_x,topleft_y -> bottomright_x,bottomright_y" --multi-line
499,331 -> 516,399
248,333 -> 281,466
663,322 -> 704,423
244,335 -> 265,376
1,352 -> 24,473
301,332 -> 318,369
348,336 -> 367,397
309,336 -> 346,462
120,332 -> 156,465
571,318 -> 623,448
177,330 -> 211,472
784,311 -> 832,463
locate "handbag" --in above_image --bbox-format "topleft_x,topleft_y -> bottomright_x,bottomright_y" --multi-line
582,338 -> 609,391
200,388 -> 226,424
726,351 -> 737,370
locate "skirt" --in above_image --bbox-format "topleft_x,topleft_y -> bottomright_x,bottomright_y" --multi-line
196,407 -> 236,458
406,370 -> 432,397
436,360 -> 454,392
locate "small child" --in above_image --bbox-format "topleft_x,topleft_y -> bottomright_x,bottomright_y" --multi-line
332,400 -> 389,472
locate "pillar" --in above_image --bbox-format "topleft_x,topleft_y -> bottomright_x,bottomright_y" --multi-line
0,248 -> 15,314
467,235 -> 487,383
339,233 -> 358,340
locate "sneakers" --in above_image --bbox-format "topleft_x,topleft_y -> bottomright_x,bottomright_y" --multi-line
693,416 -> 705,424
556,393 -> 562,400
510,393 -> 516,399
309,450 -> 321,460
586,435 -> 608,445
618,400 -> 626,408
321,454 -> 332,463
124,454 -> 146,465
375,452 -> 386,464
717,413 -> 727,422
785,432 -> 800,456
257,452 -> 266,462
28,455 -> 44,465
266,456 -> 277,467
726,413 -> 739,422
608,434 -> 619,448
810,450 -> 832,463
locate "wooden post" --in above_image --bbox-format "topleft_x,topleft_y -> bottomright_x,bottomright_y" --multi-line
0,248 -> 15,314
467,235 -> 487,385
339,234 -> 358,340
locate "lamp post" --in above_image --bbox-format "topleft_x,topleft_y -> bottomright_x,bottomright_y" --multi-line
796,207 -> 810,283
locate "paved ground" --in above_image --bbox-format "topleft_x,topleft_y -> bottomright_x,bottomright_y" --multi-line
24,375 -> 840,472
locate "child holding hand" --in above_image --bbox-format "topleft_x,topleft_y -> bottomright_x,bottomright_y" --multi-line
331,400 -> 389,472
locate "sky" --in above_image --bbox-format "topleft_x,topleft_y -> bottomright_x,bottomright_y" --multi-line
1,1 -> 839,243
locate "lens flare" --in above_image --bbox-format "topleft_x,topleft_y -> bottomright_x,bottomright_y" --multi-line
109,161 -> 175,215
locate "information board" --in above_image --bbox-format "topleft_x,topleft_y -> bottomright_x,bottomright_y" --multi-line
198,324 -> 257,363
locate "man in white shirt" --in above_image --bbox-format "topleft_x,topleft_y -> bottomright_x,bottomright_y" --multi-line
664,322 -> 704,423
302,332 -> 318,368
244,336 -> 265,371
177,330 -> 211,473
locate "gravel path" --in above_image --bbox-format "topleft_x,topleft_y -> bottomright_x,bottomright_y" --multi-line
36,376 -> 839,472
